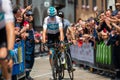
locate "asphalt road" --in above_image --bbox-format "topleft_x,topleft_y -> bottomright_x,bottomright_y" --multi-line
30,55 -> 111,80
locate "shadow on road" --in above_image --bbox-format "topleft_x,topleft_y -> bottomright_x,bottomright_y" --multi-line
49,78 -> 72,80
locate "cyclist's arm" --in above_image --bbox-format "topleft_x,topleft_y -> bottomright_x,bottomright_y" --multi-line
42,19 -> 47,43
6,22 -> 15,50
59,22 -> 64,41
3,0 -> 15,50
42,28 -> 47,43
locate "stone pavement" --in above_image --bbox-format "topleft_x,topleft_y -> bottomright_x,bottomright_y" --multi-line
30,56 -> 111,80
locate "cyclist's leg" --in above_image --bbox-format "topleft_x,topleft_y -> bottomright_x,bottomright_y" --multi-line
47,33 -> 60,68
47,33 -> 55,66
49,48 -> 55,66
0,49 -> 13,80
0,28 -> 13,80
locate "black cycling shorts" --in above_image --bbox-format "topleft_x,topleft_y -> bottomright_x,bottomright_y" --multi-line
47,32 -> 60,48
0,27 -> 7,48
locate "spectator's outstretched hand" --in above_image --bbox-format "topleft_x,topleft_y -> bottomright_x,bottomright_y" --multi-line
26,5 -> 32,10
111,22 -> 116,26
111,22 -> 120,32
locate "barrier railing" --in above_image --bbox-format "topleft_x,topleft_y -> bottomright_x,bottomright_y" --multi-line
70,42 -> 94,66
12,40 -> 25,76
96,41 -> 112,67
70,41 -> 115,72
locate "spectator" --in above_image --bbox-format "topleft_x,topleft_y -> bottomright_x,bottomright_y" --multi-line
111,22 -> 120,79
66,23 -> 77,44
24,11 -> 35,80
58,11 -> 70,42
112,3 -> 120,16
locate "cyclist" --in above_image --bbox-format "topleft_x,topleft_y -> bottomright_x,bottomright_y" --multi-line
0,0 -> 15,80
42,6 -> 64,66
58,11 -> 70,42
58,11 -> 76,72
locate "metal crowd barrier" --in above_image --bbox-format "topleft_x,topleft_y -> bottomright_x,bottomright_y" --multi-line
70,42 -> 94,67
12,40 -> 26,80
70,41 -> 116,73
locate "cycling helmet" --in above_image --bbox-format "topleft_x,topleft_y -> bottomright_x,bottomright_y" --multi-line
58,11 -> 64,18
47,6 -> 57,17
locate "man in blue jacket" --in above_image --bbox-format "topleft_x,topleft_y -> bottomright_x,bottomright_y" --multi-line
25,11 -> 35,80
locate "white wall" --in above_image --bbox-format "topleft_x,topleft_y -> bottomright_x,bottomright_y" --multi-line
32,0 -> 51,27
11,0 -> 24,8
20,0 -> 24,8
11,0 -> 16,7
107,0 -> 116,10
60,0 -> 74,23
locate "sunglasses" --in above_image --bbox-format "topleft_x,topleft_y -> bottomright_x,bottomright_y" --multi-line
26,14 -> 33,16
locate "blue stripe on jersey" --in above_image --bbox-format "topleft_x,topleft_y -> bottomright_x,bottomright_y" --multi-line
0,12 -> 4,22
47,23 -> 59,30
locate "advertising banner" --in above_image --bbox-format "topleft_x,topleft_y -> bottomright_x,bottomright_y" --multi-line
70,43 -> 94,64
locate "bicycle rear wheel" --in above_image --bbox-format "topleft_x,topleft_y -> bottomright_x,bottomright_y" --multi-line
65,52 -> 74,80
59,52 -> 65,79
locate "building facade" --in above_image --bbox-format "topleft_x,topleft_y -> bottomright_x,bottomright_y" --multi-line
76,0 -> 107,21
116,0 -> 120,3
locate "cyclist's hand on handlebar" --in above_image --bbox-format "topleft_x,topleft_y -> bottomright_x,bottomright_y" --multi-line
72,39 -> 77,45
42,42 -> 47,46
60,41 -> 65,48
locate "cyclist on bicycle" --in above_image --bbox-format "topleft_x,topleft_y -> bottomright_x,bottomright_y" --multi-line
42,6 -> 64,66
0,0 -> 15,80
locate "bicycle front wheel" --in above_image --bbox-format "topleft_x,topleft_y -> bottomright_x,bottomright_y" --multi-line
52,53 -> 64,80
65,52 -> 74,80
52,53 -> 59,80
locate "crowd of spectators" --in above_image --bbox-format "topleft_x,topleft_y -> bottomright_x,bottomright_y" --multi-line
13,5 -> 37,80
66,3 -> 120,48
65,2 -> 120,79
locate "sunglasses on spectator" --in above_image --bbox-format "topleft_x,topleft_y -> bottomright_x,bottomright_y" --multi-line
26,14 -> 33,16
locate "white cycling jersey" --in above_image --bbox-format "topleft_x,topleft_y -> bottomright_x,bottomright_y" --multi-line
43,16 -> 63,34
0,0 -> 14,29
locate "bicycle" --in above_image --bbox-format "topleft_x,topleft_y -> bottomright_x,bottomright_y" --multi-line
60,43 -> 74,80
47,43 -> 64,80
48,42 -> 74,80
